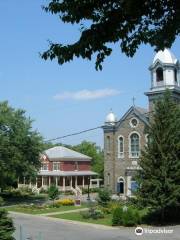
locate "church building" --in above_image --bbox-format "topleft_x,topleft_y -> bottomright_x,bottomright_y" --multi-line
103,49 -> 180,197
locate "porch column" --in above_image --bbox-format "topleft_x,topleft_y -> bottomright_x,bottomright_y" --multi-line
89,176 -> 92,188
42,176 -> 44,187
63,177 -> 65,191
55,176 -> 58,187
82,176 -> 84,188
49,176 -> 51,186
70,176 -> 72,188
75,176 -> 77,188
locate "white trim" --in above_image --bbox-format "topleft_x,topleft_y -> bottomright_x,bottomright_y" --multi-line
117,135 -> 124,158
128,131 -> 141,158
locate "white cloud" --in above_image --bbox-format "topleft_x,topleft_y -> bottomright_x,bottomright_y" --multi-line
53,88 -> 120,101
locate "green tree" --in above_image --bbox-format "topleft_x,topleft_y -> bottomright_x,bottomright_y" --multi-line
48,184 -> 59,201
72,141 -> 104,178
42,0 -> 180,70
0,209 -> 15,240
136,91 -> 180,223
0,101 -> 43,189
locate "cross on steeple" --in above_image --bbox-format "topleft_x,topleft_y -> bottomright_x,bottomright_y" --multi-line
132,97 -> 136,107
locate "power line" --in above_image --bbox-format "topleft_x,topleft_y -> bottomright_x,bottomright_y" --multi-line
45,126 -> 103,142
45,109 -> 154,142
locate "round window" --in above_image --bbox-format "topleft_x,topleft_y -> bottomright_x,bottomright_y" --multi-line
130,118 -> 138,127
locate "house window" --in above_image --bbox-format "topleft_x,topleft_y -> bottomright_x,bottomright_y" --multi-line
75,161 -> 78,171
130,133 -> 140,158
41,163 -> 48,171
53,162 -> 60,171
117,177 -> 124,194
118,136 -> 124,158
156,67 -> 163,82
106,136 -> 110,152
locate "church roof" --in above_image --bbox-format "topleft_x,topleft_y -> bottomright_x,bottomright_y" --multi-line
43,146 -> 91,161
115,106 -> 149,129
153,49 -> 177,65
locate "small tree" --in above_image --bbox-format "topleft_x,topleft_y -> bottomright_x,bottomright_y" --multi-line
97,188 -> 111,206
136,91 -> 180,223
0,209 -> 15,240
48,185 -> 59,202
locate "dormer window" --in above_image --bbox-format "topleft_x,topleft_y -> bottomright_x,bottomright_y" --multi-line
156,67 -> 163,82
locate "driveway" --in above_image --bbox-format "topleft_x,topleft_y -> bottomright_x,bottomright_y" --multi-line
11,212 -> 180,240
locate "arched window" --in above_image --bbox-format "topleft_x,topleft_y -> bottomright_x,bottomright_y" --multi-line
106,136 -> 110,152
118,136 -> 124,158
130,133 -> 140,157
174,69 -> 177,83
156,67 -> 163,82
117,177 -> 124,194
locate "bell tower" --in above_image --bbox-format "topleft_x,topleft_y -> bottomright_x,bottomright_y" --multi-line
145,49 -> 180,111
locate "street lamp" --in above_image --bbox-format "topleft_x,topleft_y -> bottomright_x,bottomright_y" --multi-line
87,176 -> 91,201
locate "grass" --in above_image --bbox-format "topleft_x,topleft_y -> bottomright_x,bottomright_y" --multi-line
50,212 -> 113,226
5,204 -> 87,215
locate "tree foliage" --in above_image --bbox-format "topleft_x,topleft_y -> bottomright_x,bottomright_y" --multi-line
0,101 -> 43,189
0,209 -> 15,240
136,91 -> 180,222
42,0 -> 180,70
70,141 -> 104,178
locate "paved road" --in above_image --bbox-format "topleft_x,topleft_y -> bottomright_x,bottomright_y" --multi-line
11,212 -> 180,240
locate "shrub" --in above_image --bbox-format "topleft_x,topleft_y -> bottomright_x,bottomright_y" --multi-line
112,206 -> 141,226
0,196 -> 4,206
55,198 -> 74,206
97,188 -> 111,206
48,185 -> 59,200
81,207 -> 104,220
122,207 -> 140,226
80,211 -> 91,219
112,207 -> 123,226
0,209 -> 15,240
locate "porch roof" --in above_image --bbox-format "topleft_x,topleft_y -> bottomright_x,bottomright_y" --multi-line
38,170 -> 98,177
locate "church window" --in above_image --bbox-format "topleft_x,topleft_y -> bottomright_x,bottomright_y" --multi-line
130,117 -> 139,128
174,69 -> 177,83
130,133 -> 140,157
131,178 -> 138,193
118,136 -> 124,158
117,177 -> 124,194
106,136 -> 110,152
156,67 -> 163,82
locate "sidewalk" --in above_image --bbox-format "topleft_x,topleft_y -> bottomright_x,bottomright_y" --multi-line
39,207 -> 88,216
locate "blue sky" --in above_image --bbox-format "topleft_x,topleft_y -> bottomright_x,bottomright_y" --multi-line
0,0 -> 179,147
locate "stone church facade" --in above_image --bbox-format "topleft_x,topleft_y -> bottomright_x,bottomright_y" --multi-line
103,49 -> 180,197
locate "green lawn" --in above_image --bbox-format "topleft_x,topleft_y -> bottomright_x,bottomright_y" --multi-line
5,205 -> 86,215
51,212 -> 113,226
